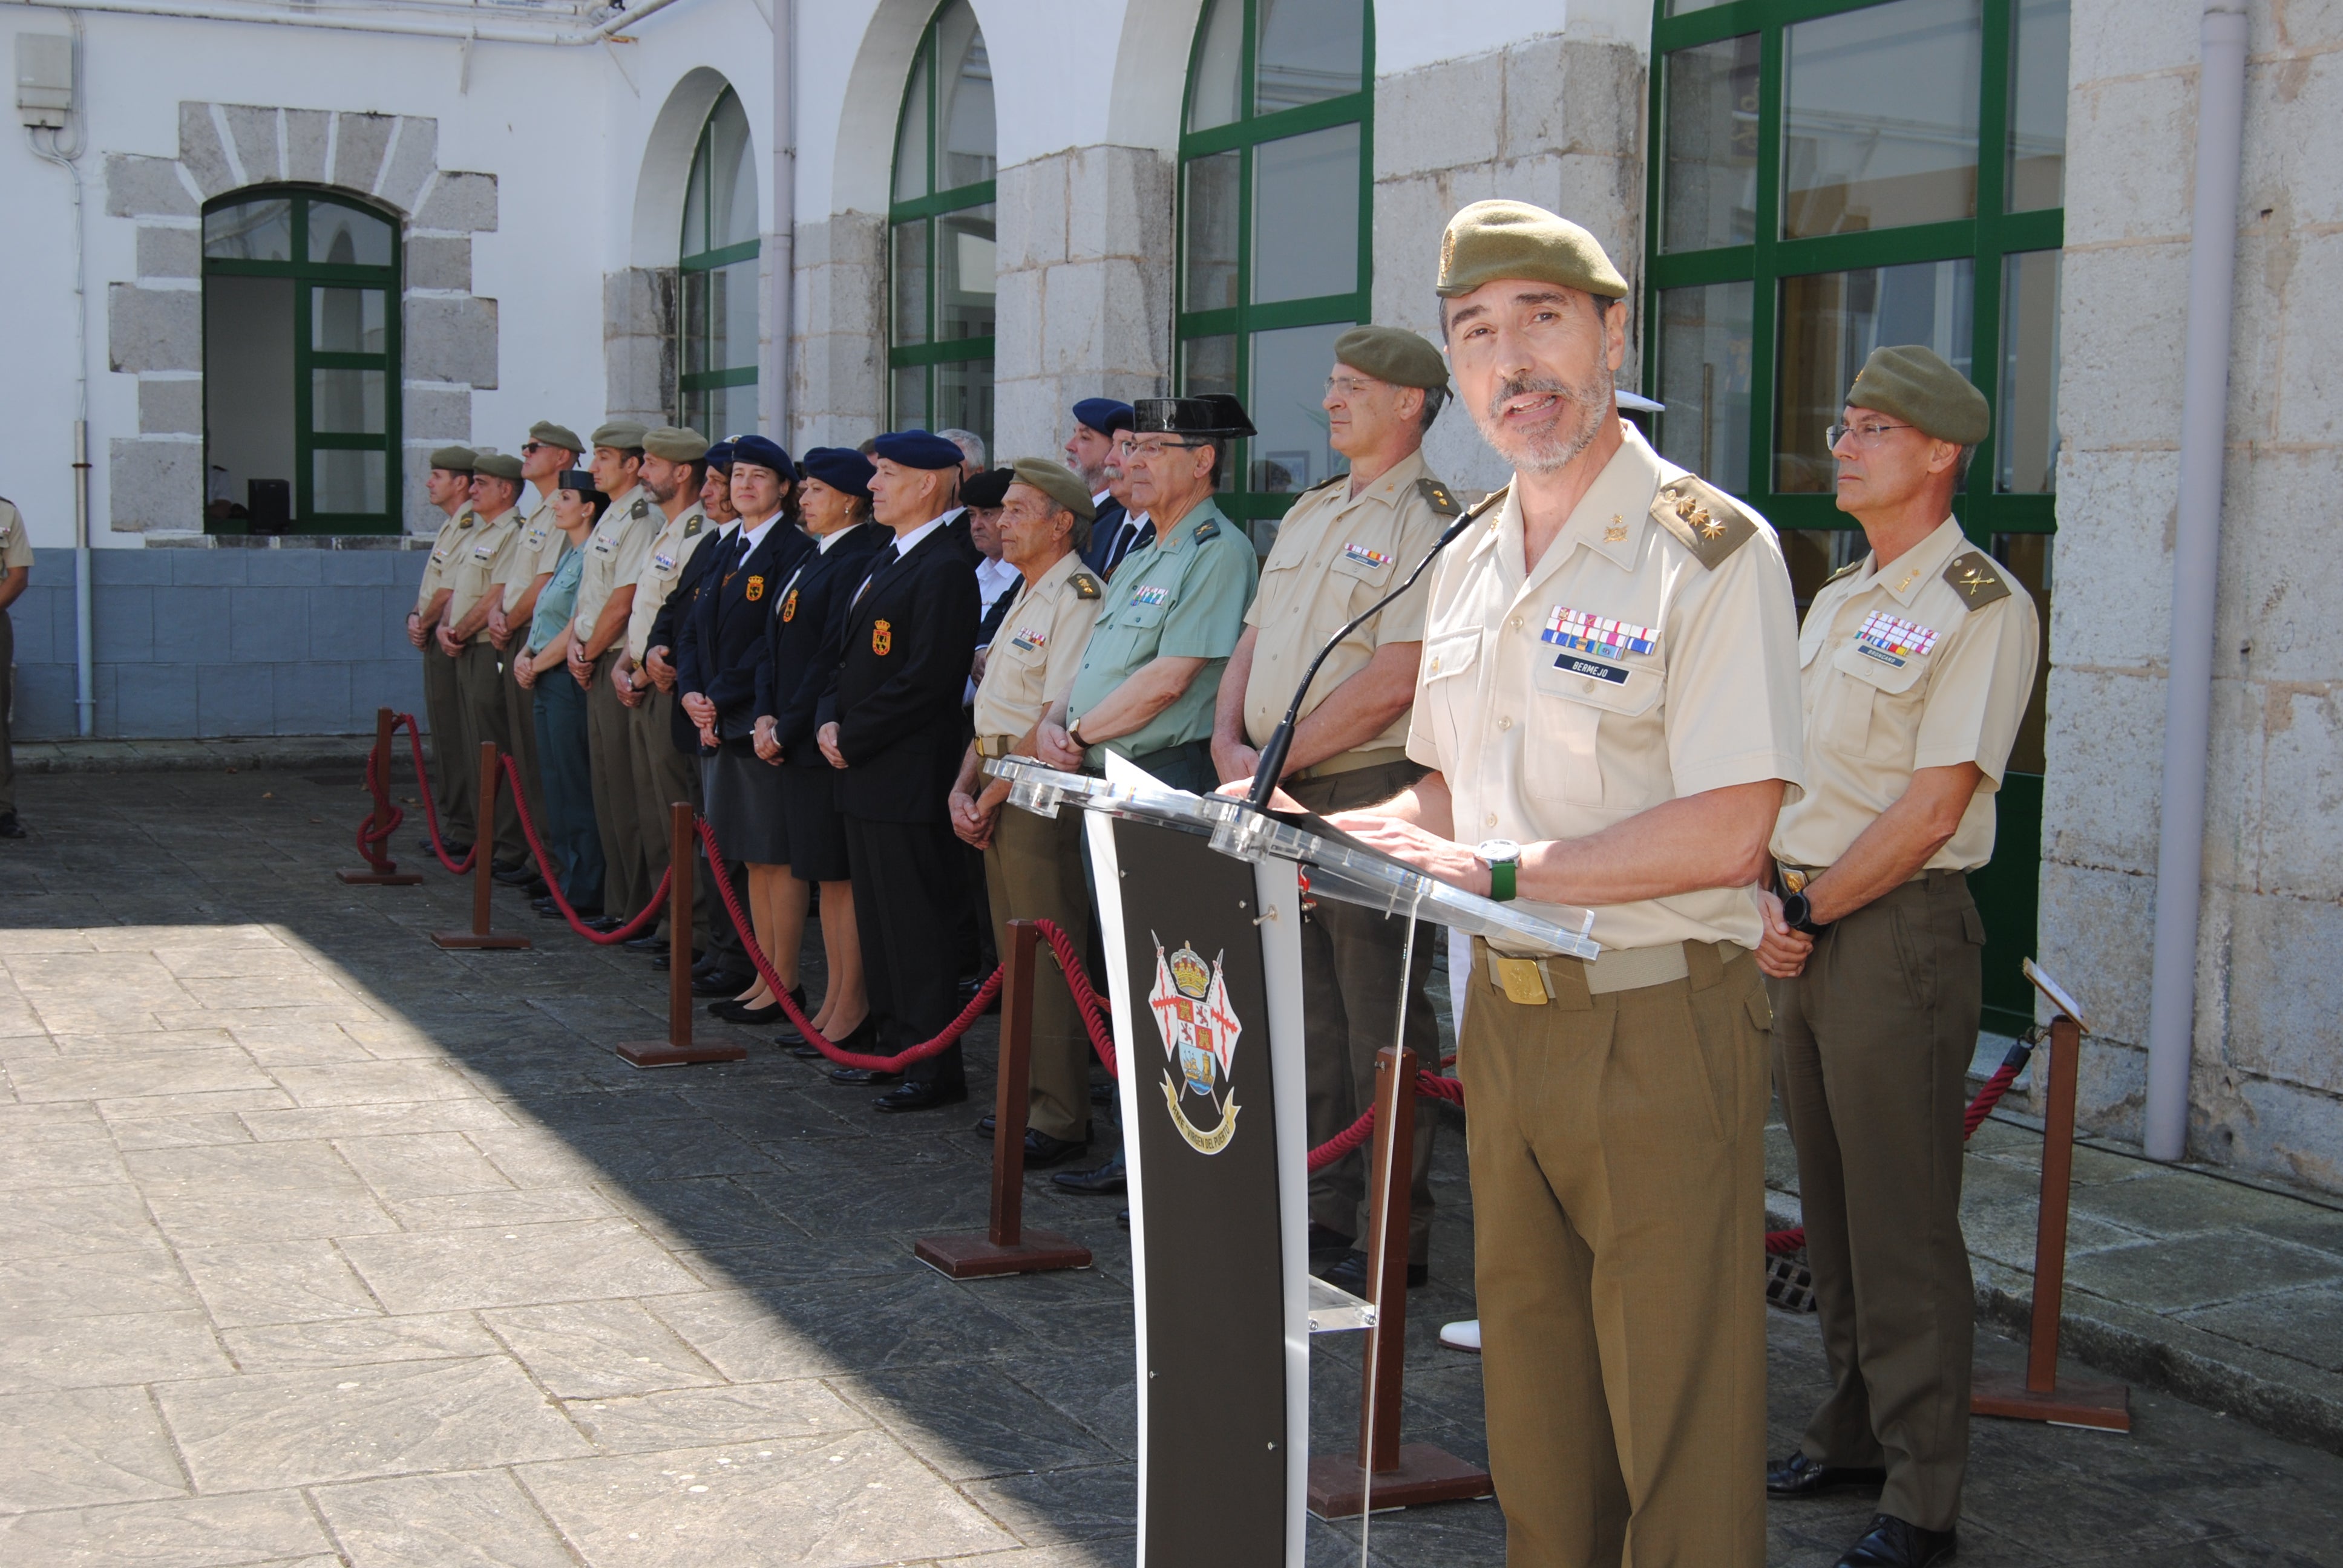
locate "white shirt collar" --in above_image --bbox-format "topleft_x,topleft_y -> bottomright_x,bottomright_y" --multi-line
738,514 -> 779,552
814,524 -> 854,554
1092,488 -> 1112,507
892,513 -> 950,557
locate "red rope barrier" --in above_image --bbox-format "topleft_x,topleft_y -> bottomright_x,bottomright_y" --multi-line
354,722 -> 405,861
378,711 -> 477,875
1306,1070 -> 1464,1172
496,755 -> 670,946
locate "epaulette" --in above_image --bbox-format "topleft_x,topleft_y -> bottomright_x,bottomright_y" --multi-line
1194,518 -> 1221,542
1069,570 -> 1103,601
684,517 -> 702,538
1941,550 -> 2013,611
1471,486 -> 1510,529
1298,473 -> 1344,498
1650,475 -> 1757,570
458,511 -> 477,528
1415,477 -> 1463,518
1823,556 -> 1867,587
630,498 -> 648,519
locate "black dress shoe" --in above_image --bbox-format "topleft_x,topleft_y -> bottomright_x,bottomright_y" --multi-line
771,985 -> 810,1044
622,932 -> 667,953
1768,1452 -> 1889,1500
492,860 -> 537,885
421,835 -> 471,858
1838,1515 -> 1956,1568
520,878 -> 549,900
0,813 -> 25,839
1019,1129 -> 1089,1168
1317,1250 -> 1427,1294
583,915 -> 625,934
829,1065 -> 899,1086
794,1018 -> 871,1061
1053,1156 -> 1126,1196
650,947 -> 708,972
709,998 -> 782,1024
692,969 -> 753,997
873,1081 -> 969,1113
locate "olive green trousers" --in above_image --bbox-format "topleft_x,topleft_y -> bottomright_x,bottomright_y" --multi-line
983,800 -> 1095,1142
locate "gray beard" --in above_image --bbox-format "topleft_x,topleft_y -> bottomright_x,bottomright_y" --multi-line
1474,372 -> 1613,475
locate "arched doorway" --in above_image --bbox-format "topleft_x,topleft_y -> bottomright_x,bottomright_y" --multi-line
888,0 -> 996,449
678,87 -> 761,437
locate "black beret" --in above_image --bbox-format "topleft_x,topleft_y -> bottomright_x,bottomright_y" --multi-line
704,440 -> 736,471
962,467 -> 1015,509
801,446 -> 876,500
1071,397 -> 1135,436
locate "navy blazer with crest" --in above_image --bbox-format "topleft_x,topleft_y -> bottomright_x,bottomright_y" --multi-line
818,520 -> 979,823
680,518 -> 811,741
758,521 -> 888,769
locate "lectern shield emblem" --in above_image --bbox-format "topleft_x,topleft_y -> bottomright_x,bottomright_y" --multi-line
1149,938 -> 1244,1154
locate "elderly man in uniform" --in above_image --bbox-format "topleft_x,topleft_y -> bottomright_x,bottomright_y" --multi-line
1757,347 -> 2040,1568
490,420 -> 583,880
1328,201 -> 1804,1568
1213,324 -> 1459,1294
566,420 -> 658,932
818,430 -> 983,1112
948,458 -> 1107,1166
407,446 -> 479,857
0,494 -> 32,838
1065,398 -> 1133,571
436,451 -> 529,874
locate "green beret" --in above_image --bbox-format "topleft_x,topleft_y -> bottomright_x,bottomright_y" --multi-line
1332,325 -> 1449,392
471,451 -> 523,482
428,445 -> 476,474
1006,457 -> 1097,523
642,425 -> 709,463
1845,345 -> 1991,446
528,420 -> 583,454
590,419 -> 649,452
1437,199 -> 1628,301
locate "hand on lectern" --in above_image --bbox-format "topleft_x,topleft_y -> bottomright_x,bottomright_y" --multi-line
1323,811 -> 1489,897
1213,776 -> 1303,814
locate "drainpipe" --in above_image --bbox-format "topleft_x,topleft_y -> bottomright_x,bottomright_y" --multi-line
768,0 -> 795,442
2143,0 -> 2249,1163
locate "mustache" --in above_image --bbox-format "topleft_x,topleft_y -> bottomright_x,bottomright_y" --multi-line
1485,375 -> 1587,422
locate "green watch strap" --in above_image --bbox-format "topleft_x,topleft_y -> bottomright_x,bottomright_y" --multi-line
1489,859 -> 1516,902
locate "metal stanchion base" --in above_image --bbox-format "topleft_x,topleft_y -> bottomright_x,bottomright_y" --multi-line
1971,1369 -> 2132,1432
430,931 -> 532,950
339,867 -> 424,886
914,1230 -> 1093,1279
615,1039 -> 748,1069
1306,1445 -> 1494,1518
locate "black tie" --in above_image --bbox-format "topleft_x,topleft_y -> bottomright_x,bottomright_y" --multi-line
854,543 -> 899,604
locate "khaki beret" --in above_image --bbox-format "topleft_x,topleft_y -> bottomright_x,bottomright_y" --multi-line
589,419 -> 649,452
1332,325 -> 1449,391
1845,345 -> 1991,447
642,425 -> 709,463
1007,457 -> 1097,523
528,420 -> 583,454
471,451 -> 523,482
1437,199 -> 1628,301
428,445 -> 476,474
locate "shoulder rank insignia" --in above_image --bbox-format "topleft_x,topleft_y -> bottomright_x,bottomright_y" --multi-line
1650,476 -> 1757,570
631,498 -> 648,520
1469,485 -> 1510,530
1194,517 -> 1222,543
684,517 -> 701,538
871,618 -> 893,656
1823,556 -> 1868,587
1942,550 -> 2011,610
1298,472 -> 1345,498
1415,477 -> 1463,518
1069,570 -> 1103,601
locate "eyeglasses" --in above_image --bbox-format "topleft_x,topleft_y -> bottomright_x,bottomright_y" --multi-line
1825,420 -> 1915,450
520,442 -> 545,455
1323,376 -> 1384,399
1127,437 -> 1209,460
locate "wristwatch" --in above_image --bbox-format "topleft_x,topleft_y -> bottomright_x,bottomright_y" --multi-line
1065,714 -> 1087,748
1780,889 -> 1830,936
1475,839 -> 1523,902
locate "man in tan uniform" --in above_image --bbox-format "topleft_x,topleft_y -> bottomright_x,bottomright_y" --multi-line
1329,201 -> 1804,1568
1758,347 -> 2040,1568
436,451 -> 528,872
947,458 -> 1105,1165
489,420 -> 582,871
616,426 -> 715,953
406,446 -> 477,854
0,495 -> 33,838
1211,324 -> 1458,1291
566,420 -> 657,930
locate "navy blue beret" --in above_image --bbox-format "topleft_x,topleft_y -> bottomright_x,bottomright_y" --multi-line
873,428 -> 968,470
730,434 -> 793,477
703,440 -> 736,471
801,446 -> 876,500
1071,398 -> 1135,436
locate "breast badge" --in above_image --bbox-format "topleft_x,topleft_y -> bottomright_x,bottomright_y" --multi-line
1149,938 -> 1244,1155
746,575 -> 765,602
871,619 -> 893,656
781,588 -> 799,623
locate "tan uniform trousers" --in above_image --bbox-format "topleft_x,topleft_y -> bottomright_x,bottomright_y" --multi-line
0,609 -> 15,818
1769,870 -> 1982,1532
454,642 -> 523,866
1288,759 -> 1437,1261
982,800 -> 1095,1142
501,644 -> 548,854
1462,935 -> 1770,1568
420,639 -> 473,844
586,651 -> 649,921
627,688 -> 707,943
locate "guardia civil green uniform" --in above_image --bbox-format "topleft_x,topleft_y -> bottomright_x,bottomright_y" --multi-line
493,423 -> 579,846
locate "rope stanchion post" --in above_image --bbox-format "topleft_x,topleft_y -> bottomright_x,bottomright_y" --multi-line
618,805 -> 746,1069
1971,1011 -> 2132,1431
431,743 -> 530,950
916,920 -> 1092,1278
339,707 -> 422,886
1308,1045 -> 1492,1518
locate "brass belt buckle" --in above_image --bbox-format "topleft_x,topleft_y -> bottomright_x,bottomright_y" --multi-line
1492,955 -> 1551,1007
1778,863 -> 1809,895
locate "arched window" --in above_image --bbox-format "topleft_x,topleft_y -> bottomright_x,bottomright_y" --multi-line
202,189 -> 401,534
1177,0 -> 1371,545
680,87 -> 761,438
889,0 -> 996,449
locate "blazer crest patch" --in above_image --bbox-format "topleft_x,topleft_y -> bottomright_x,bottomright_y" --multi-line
781,587 -> 799,623
872,619 -> 893,656
746,575 -> 766,602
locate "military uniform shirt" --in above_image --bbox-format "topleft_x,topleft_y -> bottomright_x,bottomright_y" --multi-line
1771,516 -> 2040,873
624,501 -> 713,661
1065,497 -> 1259,766
491,497 -> 563,601
0,498 -> 31,572
1242,448 -> 1454,756
440,508 -> 524,644
413,509 -> 476,613
569,486 -> 657,644
972,552 -> 1107,743
1406,423 -> 1805,953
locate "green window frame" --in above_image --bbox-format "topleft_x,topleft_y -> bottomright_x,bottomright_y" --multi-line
1176,0 -> 1374,546
202,188 -> 402,535
678,87 -> 761,439
888,0 -> 997,453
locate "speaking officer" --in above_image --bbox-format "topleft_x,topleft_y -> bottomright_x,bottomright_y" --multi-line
816,430 -> 982,1112
1326,201 -> 1804,1568
1037,396 -> 1259,794
948,458 -> 1106,1166
490,420 -> 583,867
436,451 -> 529,872
567,420 -> 657,932
1758,347 -> 2040,1568
407,446 -> 478,855
1212,324 -> 1458,1294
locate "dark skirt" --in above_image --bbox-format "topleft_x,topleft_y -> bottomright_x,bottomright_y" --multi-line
704,739 -> 791,864
781,762 -> 852,883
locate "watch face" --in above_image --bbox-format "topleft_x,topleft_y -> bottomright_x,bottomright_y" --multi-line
1475,838 -> 1522,863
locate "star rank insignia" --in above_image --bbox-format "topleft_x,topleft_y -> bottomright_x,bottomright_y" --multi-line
1605,514 -> 1628,543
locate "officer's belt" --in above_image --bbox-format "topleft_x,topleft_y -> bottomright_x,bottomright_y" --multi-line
1289,745 -> 1410,784
1472,933 -> 1732,1003
975,734 -> 1021,760
1776,860 -> 1957,895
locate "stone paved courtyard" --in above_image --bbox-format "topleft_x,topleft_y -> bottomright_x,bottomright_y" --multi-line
2,763 -> 2342,1566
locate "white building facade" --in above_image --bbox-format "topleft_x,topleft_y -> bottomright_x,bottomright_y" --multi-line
2,0 -> 2335,1190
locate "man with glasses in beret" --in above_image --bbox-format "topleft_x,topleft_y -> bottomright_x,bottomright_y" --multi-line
567,419 -> 658,932
490,420 -> 584,872
408,445 -> 479,858
1065,397 -> 1135,575
436,449 -> 530,875
1757,346 -> 2040,1568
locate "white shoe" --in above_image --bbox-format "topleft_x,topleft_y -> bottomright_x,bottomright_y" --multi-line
1438,1318 -> 1481,1353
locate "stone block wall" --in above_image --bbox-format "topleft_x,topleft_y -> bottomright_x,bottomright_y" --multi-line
787,213 -> 888,451
603,267 -> 677,429
2042,0 -> 2343,1192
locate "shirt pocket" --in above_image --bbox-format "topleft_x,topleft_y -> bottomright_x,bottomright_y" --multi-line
1420,628 -> 1481,766
1525,648 -> 1665,807
1328,539 -> 1400,591
1824,637 -> 1930,756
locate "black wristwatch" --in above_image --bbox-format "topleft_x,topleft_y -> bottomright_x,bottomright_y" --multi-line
1780,890 -> 1830,936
